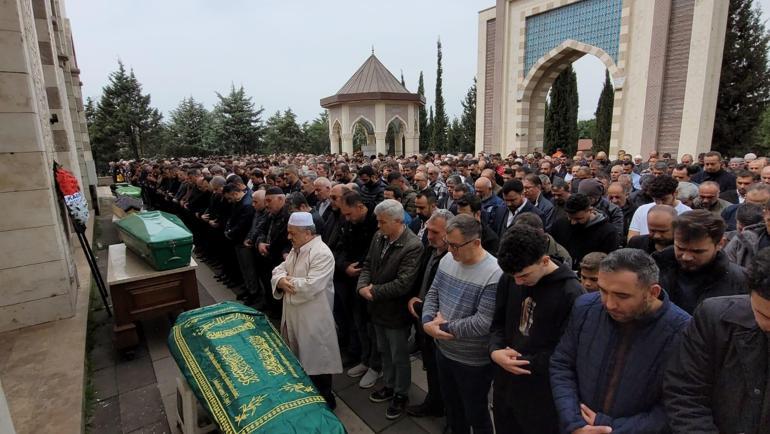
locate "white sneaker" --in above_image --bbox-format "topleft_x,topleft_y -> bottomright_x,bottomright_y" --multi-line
346,363 -> 368,378
359,368 -> 382,389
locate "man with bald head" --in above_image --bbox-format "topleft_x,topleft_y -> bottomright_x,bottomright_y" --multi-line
694,181 -> 731,216
475,176 -> 504,217
607,182 -> 637,240
481,168 -> 502,197
762,165 -> 770,185
628,205 -> 676,253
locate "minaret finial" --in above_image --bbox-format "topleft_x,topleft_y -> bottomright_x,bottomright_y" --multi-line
372,45 -> 375,55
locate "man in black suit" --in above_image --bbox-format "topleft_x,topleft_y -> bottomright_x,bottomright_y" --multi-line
720,170 -> 757,205
490,179 -> 545,239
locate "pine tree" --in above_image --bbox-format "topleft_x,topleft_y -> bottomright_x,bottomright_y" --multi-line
88,61 -> 164,171
543,65 -> 579,155
754,105 -> 770,154
594,70 -> 614,153
432,38 -> 449,152
713,0 -> 770,155
166,96 -> 212,156
459,78 -> 477,153
210,85 -> 263,155
303,112 -> 330,155
262,109 -> 306,153
418,72 -> 429,149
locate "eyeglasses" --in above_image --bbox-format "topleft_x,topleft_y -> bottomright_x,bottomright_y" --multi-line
444,237 -> 479,250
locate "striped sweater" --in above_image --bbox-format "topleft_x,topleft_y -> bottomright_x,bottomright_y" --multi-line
422,253 -> 502,366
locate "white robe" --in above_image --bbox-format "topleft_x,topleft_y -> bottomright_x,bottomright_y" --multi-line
270,235 -> 342,376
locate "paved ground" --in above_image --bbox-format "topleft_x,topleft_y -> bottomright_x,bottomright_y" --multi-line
86,196 -> 446,433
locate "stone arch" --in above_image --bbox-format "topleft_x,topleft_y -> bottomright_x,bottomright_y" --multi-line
330,119 -> 342,154
516,40 -> 624,154
386,115 -> 408,156
350,115 -> 375,134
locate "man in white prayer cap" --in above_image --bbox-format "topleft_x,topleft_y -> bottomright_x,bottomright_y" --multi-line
271,211 -> 342,409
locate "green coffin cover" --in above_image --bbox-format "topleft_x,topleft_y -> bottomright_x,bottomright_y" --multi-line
115,185 -> 142,198
168,302 -> 345,434
115,211 -> 193,270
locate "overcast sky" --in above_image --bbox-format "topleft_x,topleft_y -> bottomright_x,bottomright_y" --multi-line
66,0 -> 770,123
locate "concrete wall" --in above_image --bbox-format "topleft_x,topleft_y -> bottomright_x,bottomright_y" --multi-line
0,0 -> 91,332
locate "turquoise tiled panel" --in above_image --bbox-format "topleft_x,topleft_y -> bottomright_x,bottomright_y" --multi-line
524,0 -> 622,74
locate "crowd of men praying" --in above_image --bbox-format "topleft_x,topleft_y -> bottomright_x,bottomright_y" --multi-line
111,148 -> 770,434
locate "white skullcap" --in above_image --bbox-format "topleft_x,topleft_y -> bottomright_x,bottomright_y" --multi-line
744,153 -> 757,161
288,212 -> 314,227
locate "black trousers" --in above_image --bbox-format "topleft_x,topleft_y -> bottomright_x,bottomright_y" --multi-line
309,374 -> 335,409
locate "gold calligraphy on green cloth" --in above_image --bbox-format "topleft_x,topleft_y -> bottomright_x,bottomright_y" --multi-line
168,302 -> 345,434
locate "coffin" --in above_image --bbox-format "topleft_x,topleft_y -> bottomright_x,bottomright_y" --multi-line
115,185 -> 142,198
115,211 -> 193,271
168,302 -> 345,434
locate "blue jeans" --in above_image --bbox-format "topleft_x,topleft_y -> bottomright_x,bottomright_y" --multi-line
435,349 -> 494,434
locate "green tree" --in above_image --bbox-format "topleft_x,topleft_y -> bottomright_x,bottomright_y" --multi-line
418,72 -> 429,149
262,109 -> 305,153
302,112 -> 330,155
446,118 -> 463,152
352,123 -> 367,152
426,106 -> 434,150
594,70 -> 614,154
578,118 -> 597,139
432,38 -> 449,152
166,96 -> 212,157
543,65 -> 579,155
210,85 -> 263,155
458,78 -> 477,153
713,0 -> 770,155
88,61 -> 164,171
754,105 -> 770,154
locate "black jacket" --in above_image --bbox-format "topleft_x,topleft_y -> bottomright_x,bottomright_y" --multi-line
489,263 -> 584,431
358,228 -> 423,328
334,210 -> 379,276
320,208 -> 342,247
692,169 -> 737,194
358,179 -> 385,210
627,234 -> 657,254
257,208 -> 291,265
551,212 -> 620,270
594,198 -> 625,246
490,200 -> 545,239
720,189 -> 740,205
663,295 -> 768,434
653,247 -> 747,314
224,192 -> 255,244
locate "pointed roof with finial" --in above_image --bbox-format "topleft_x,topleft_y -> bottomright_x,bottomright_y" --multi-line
321,54 -> 424,108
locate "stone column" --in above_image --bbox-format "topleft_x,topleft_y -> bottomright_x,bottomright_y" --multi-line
374,132 -> 387,156
0,0 -> 78,331
341,132 -> 353,155
405,134 -> 419,156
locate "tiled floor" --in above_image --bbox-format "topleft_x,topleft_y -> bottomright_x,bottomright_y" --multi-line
86,200 -> 447,433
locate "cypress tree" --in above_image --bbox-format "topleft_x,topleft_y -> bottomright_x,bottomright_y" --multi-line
459,78 -> 477,153
543,65 -> 579,155
432,38 -> 449,152
418,72 -> 429,149
712,0 -> 770,156
427,106 -> 434,149
594,70 -> 614,154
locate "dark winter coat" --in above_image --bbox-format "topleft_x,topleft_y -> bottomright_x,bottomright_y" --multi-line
663,295 -> 769,434
490,200 -> 545,239
357,227 -> 423,329
653,247 -> 747,314
224,191 -> 255,244
550,291 -> 690,434
551,212 -> 620,270
723,222 -> 770,269
692,169 -> 737,195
